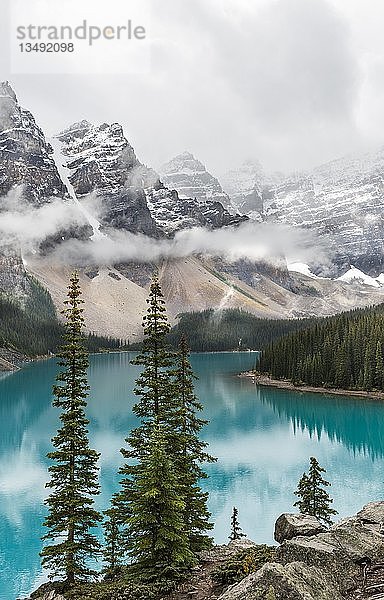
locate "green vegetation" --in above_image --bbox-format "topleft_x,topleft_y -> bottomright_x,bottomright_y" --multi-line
259,303 -> 384,391
173,334 -> 216,553
0,276 -> 121,357
294,457 -> 337,526
229,507 -> 246,541
111,275 -> 215,582
211,545 -> 276,586
168,308 -> 316,352
41,273 -> 102,583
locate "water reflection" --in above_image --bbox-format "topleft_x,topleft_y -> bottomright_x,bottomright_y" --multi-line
0,352 -> 384,599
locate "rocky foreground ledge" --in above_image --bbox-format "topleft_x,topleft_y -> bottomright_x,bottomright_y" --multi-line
26,502 -> 384,600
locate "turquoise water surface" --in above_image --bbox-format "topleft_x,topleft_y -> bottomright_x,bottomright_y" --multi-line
1,351 -> 384,599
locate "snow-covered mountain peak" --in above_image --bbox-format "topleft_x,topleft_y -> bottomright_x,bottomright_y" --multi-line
0,81 -> 17,101
220,160 -> 264,219
160,151 -> 232,209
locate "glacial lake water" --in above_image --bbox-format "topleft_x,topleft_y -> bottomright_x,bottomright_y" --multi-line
1,351 -> 384,600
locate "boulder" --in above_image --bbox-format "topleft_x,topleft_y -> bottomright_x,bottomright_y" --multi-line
200,537 -> 257,563
217,561 -> 343,600
274,513 -> 325,543
276,516 -> 384,595
357,501 -> 384,525
28,583 -> 67,600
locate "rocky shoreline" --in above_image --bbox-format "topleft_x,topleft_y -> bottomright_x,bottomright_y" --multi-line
24,502 -> 384,600
240,372 -> 384,401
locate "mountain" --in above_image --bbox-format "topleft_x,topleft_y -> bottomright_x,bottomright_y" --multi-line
262,153 -> 384,276
0,81 -> 66,205
160,151 -> 232,210
222,151 -> 384,276
55,124 -> 245,236
220,160 -> 264,219
2,81 -> 384,344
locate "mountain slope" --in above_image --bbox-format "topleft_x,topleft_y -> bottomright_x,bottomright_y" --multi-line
56,122 -> 245,236
160,151 -> 232,210
222,150 -> 384,275
220,160 -> 264,219
0,81 -> 66,205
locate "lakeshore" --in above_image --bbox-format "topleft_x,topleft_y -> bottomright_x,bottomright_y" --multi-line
240,372 -> 384,401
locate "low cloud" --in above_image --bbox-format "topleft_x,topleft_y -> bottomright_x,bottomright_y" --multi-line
49,221 -> 332,267
0,189 -> 333,268
0,189 -> 88,250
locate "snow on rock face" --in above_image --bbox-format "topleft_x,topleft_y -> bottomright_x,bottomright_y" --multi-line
57,126 -> 247,237
160,151 -> 232,210
261,152 -> 384,275
0,81 -> 67,205
221,160 -> 264,218
337,266 -> 381,287
287,262 -> 320,279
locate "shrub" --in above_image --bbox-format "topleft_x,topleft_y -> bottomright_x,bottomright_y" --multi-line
211,545 -> 276,586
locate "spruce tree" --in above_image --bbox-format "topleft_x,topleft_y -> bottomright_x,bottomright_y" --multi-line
229,507 -> 246,541
125,423 -> 195,579
103,506 -> 125,576
294,457 -> 337,526
173,334 -> 216,552
41,273 -> 102,584
114,274 -> 176,540
116,274 -> 195,579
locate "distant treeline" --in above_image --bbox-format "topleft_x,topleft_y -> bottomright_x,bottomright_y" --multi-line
167,308 -> 316,352
259,303 -> 384,391
0,278 -> 121,356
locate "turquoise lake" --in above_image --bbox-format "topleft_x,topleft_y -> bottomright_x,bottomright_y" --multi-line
1,351 -> 384,600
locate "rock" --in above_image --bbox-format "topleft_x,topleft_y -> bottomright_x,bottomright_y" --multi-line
357,501 -> 384,525
218,508 -> 384,600
276,516 -> 384,595
28,583 -> 67,600
200,538 -> 257,563
160,151 -> 233,210
274,513 -> 326,543
217,561 -> 343,600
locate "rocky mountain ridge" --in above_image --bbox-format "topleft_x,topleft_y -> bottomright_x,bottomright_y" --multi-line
56,121 -> 245,237
220,151 -> 384,276
160,151 -> 232,210
2,81 -> 384,340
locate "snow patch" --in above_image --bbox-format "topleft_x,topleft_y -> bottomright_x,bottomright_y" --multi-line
337,266 -> 381,287
288,262 -> 319,278
50,137 -> 106,241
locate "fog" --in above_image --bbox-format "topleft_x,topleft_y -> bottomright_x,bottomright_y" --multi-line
0,189 -> 332,268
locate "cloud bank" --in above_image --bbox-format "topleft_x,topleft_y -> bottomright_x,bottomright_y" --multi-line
0,190 -> 332,268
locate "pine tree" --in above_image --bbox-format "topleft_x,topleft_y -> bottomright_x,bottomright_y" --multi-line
116,275 -> 195,579
103,506 -> 125,576
41,273 -> 102,584
229,507 -> 246,541
173,334 -> 216,552
375,341 -> 384,389
125,423 -> 195,580
293,457 -> 337,526
115,274 -> 177,542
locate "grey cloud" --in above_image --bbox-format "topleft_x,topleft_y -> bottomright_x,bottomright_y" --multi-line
0,0 -> 376,175
47,221 -> 332,268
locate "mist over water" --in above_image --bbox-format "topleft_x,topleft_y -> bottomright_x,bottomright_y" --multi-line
1,352 -> 384,599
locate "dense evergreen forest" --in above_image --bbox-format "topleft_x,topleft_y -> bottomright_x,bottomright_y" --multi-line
0,278 -> 120,356
167,308 -> 316,351
259,303 -> 384,392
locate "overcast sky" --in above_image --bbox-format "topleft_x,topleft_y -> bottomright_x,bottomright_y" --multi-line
1,0 -> 384,177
